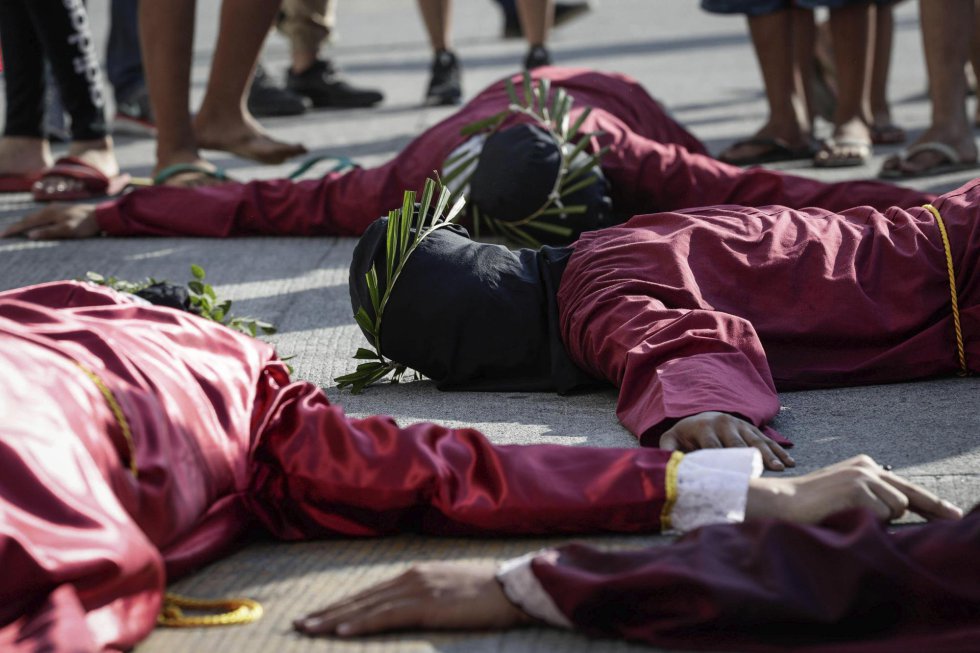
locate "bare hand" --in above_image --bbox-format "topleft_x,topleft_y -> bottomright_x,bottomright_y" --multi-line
660,411 -> 795,471
1,203 -> 100,239
746,454 -> 964,524
294,561 -> 532,638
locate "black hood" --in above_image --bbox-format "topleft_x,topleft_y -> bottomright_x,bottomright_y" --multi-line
468,122 -> 615,245
349,215 -> 594,392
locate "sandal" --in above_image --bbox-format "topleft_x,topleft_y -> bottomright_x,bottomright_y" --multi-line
813,138 -> 872,168
870,123 -> 906,146
718,137 -> 816,166
879,141 -> 980,179
152,163 -> 231,187
31,157 -> 132,202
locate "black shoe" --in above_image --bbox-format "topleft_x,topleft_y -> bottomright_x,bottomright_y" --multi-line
425,50 -> 462,106
114,85 -> 157,137
554,1 -> 591,27
524,45 -> 553,70
286,59 -> 384,109
248,64 -> 310,117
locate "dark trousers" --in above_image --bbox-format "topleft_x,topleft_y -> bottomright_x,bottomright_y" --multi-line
0,0 -> 108,140
107,0 -> 144,103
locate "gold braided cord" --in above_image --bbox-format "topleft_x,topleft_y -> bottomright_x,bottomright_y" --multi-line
659,451 -> 685,531
158,593 -> 264,628
922,204 -> 969,376
75,363 -> 138,477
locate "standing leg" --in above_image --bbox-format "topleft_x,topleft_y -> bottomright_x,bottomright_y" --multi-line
418,0 -> 462,105
22,0 -> 121,197
281,0 -> 384,108
517,0 -> 554,68
718,9 -> 813,165
0,0 -> 52,179
881,0 -> 976,176
866,2 -> 904,144
192,0 -> 308,166
814,1 -> 874,167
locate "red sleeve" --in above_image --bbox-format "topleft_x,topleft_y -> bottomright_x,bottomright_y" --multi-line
558,280 -> 782,446
94,163 -> 417,237
598,128 -> 935,216
246,373 -> 678,539
527,508 -> 980,652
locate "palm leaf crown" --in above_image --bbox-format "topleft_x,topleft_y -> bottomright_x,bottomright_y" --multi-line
335,178 -> 466,393
442,71 -> 609,248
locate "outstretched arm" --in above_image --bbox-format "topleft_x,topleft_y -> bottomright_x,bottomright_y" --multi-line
247,374 -> 770,539
598,127 -> 934,216
293,457 -> 967,642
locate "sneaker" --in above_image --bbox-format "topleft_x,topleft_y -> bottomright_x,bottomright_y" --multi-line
425,50 -> 462,106
114,86 -> 157,137
524,45 -> 553,71
286,59 -> 384,109
248,64 -> 310,117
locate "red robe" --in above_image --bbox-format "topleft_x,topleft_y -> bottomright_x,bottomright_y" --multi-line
524,507 -> 980,652
0,281 -> 679,653
93,67 -> 933,237
558,179 -> 979,445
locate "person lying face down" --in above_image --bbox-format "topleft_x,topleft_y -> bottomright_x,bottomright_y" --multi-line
347,178 -> 979,469
0,279 -> 962,652
295,495 -> 979,651
2,68 -> 934,241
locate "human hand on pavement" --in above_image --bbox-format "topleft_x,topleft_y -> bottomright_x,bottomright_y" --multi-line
660,411 -> 795,471
1,203 -> 100,239
294,560 -> 532,638
745,454 -> 964,524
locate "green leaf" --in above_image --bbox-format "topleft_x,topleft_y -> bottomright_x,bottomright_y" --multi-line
537,204 -> 587,216
354,347 -> 379,360
505,78 -> 520,107
399,189 -> 416,256
523,219 -> 575,236
521,73 -> 534,108
459,110 -> 507,136
566,106 -> 592,141
212,308 -> 225,322
417,178 -> 436,242
536,78 -> 551,120
385,206 -> 399,282
86,272 -> 105,283
204,284 -> 217,300
188,280 -> 205,295
366,266 -> 381,313
354,306 -> 375,335
560,174 -> 601,198
190,264 -> 205,280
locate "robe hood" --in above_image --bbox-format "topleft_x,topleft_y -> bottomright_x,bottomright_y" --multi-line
349,216 -> 594,392
469,123 -> 615,244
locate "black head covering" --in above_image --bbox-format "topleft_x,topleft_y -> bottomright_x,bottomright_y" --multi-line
468,123 -> 615,245
349,215 -> 594,392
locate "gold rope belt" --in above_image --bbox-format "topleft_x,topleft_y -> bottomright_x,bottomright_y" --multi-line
922,204 -> 969,376
75,363 -> 263,628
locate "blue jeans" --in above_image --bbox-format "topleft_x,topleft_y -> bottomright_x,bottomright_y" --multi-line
106,0 -> 144,103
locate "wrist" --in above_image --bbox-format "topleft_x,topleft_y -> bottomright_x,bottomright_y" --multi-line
745,477 -> 793,521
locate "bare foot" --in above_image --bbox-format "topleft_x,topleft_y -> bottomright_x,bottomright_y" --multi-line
153,154 -> 231,188
0,136 -> 52,177
33,139 -> 121,198
193,112 -> 306,165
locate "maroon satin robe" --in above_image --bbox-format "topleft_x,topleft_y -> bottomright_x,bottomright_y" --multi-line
0,281 -> 678,652
528,507 -> 980,652
92,67 -> 932,238
558,178 -> 979,445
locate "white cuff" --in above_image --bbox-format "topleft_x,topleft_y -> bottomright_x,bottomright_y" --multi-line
669,448 -> 763,533
496,550 -> 572,629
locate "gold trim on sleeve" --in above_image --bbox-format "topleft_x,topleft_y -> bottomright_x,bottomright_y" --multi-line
659,450 -> 685,531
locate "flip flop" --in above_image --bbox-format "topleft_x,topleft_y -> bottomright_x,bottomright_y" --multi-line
813,138 -> 872,168
879,141 -> 980,180
0,170 -> 44,193
152,162 -> 231,186
870,123 -> 906,146
31,156 -> 132,202
718,137 -> 816,166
